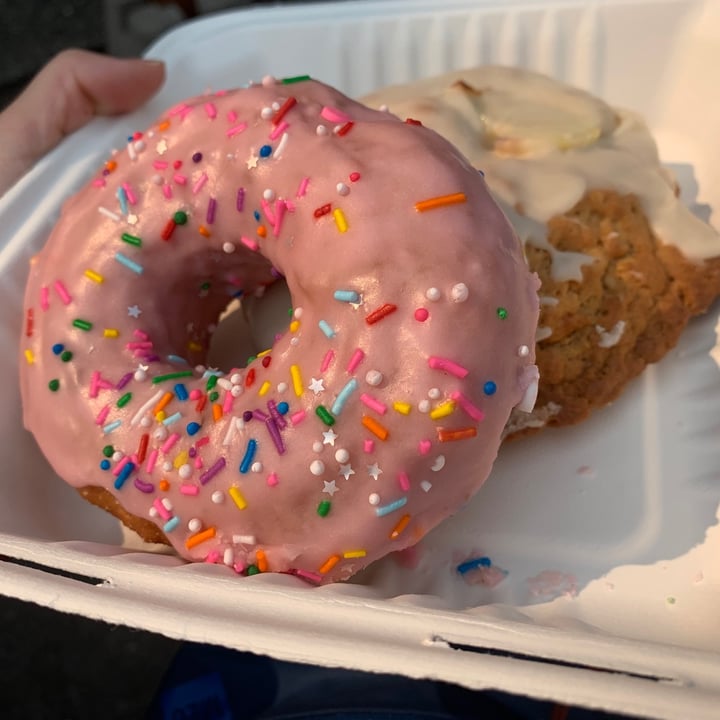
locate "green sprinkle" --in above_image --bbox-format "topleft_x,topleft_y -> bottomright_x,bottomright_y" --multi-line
152,370 -> 194,384
315,405 -> 335,426
317,500 -> 331,517
117,392 -> 132,408
206,374 -> 218,391
121,232 -> 142,247
287,307 -> 294,317
48,379 -> 60,392
200,281 -> 211,291
496,307 -> 508,320
246,355 -> 257,365
281,74 -> 311,84
102,445 -> 114,458
72,319 -> 93,331
173,210 -> 188,225
667,596 -> 676,605
209,391 -> 219,402
246,564 -> 260,576
60,350 -> 73,362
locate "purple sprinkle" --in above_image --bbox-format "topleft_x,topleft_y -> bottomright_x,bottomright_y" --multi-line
144,354 -> 161,363
200,457 -> 226,485
134,477 -> 155,494
236,187 -> 245,212
242,410 -> 253,423
192,152 -> 203,163
267,399 -> 287,430
265,416 -> 285,455
116,372 -> 134,390
252,409 -> 269,422
188,447 -> 197,458
207,197 -> 217,225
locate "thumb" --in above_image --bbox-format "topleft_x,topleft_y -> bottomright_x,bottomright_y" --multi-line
0,49 -> 165,195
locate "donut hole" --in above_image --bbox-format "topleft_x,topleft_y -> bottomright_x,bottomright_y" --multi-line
206,279 -> 292,372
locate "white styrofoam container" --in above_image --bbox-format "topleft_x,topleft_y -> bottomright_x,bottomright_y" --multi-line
2,1 -> 720,717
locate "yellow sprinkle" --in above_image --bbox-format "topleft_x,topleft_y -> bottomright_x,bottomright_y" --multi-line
155,410 -> 166,422
103,328 -> 119,338
173,451 -> 189,469
229,486 -> 247,510
343,550 -> 367,559
258,380 -> 271,396
187,341 -> 202,352
430,400 -> 456,420
319,554 -> 341,574
393,401 -> 412,415
24,349 -> 34,364
212,403 -> 223,422
84,269 -> 104,283
257,348 -> 272,357
333,208 -> 348,233
290,364 -> 303,397
289,320 -> 300,333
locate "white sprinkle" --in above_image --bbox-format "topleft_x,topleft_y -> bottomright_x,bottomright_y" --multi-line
335,448 -> 349,464
217,378 -> 233,391
222,242 -> 236,254
428,387 -> 441,400
425,287 -> 441,302
251,461 -> 263,473
233,534 -> 256,545
294,307 -> 303,319
418,400 -> 430,413
178,464 -> 192,479
260,106 -> 274,119
518,345 -> 530,357
134,369 -> 147,382
188,518 -> 202,532
420,480 -> 433,492
368,493 -> 380,505
151,174 -> 163,185
161,498 -> 173,511
365,370 -> 383,387
98,206 -> 120,222
271,100 -> 281,110
310,460 -> 325,475
153,426 -> 168,441
290,337 -> 299,346
139,416 -> 151,428
148,507 -> 158,518
313,441 -> 323,453
112,451 -> 124,462
211,491 -> 224,504
273,132 -> 289,158
336,182 -> 349,196
223,548 -> 235,566
277,382 -> 288,393
231,385 -> 243,398
261,75 -> 276,87
134,140 -> 146,152
450,283 -> 469,303
263,188 -> 275,201
230,372 -> 243,384
316,124 -> 328,136
162,461 -> 173,472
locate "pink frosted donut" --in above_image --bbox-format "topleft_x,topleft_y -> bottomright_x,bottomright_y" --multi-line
20,77 -> 539,583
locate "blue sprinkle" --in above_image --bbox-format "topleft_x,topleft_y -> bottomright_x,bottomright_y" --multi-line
114,461 -> 135,490
103,419 -> 122,434
100,459 -> 111,471
333,290 -> 360,303
167,354 -> 189,366
239,438 -> 258,474
253,210 -> 261,221
163,516 -> 180,533
483,381 -> 497,396
457,557 -> 492,575
277,402 -> 289,415
117,186 -> 129,215
259,144 -> 272,158
174,383 -> 189,401
51,343 -> 64,355
115,252 -> 144,275
375,496 -> 408,518
318,319 -> 336,339
162,411 -> 182,426
331,378 -> 358,416
478,169 -> 485,177
187,421 -> 201,436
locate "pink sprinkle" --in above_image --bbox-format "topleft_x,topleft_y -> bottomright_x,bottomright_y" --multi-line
418,439 -> 432,455
450,391 -> 485,422
126,341 -> 152,350
293,569 -> 323,584
267,472 -> 279,487
189,389 -> 202,401
226,122 -> 248,138
233,561 -> 247,575
133,329 -> 149,340
290,409 -> 306,426
428,356 -> 469,379
152,160 -> 168,170
296,176 -> 310,198
162,183 -> 173,199
398,472 -> 411,491
95,405 -> 110,426
53,280 -> 72,305
89,371 -> 101,399
204,102 -> 217,119
240,236 -> 259,251
414,308 -> 429,322
169,102 -> 190,117
227,110 -> 237,123
269,120 -> 289,140
196,436 -> 210,448
320,349 -> 335,373
347,348 -> 365,373
153,498 -> 172,521
349,171 -> 361,182
222,390 -> 234,413
194,457 -> 204,469
272,200 -> 287,236
179,106 -> 193,121
146,449 -> 158,473
261,198 -> 276,224
180,484 -> 199,496
360,393 -> 387,415
285,199 -> 296,212
321,105 -> 352,123
122,182 -> 137,205
92,178 -> 106,188
113,456 -> 132,476
205,551 -> 221,564
173,173 -> 187,185
363,439 -> 375,453
192,172 -> 208,195
40,286 -> 50,311
161,433 -> 180,454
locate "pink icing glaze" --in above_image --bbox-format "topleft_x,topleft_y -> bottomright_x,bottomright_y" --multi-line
20,77 -> 539,583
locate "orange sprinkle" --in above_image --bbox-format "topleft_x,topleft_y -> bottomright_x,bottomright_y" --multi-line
158,119 -> 171,131
154,391 -> 174,415
188,341 -> 203,352
256,549 -> 269,572
318,554 -> 341,574
185,526 -> 216,549
414,192 -> 466,212
159,479 -> 170,491
361,415 -> 389,441
390,514 -> 411,540
104,160 -> 117,172
437,426 -> 478,442
257,225 -> 267,238
212,403 -> 223,422
198,225 -> 211,237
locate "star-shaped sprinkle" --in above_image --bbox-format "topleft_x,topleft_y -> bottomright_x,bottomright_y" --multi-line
339,464 -> 355,480
367,463 -> 383,481
322,429 -> 338,446
246,154 -> 258,170
156,139 -> 168,155
127,305 -> 142,318
308,377 -> 325,394
322,480 -> 339,496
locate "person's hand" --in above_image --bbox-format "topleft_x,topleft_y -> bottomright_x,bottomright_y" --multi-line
0,49 -> 165,197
